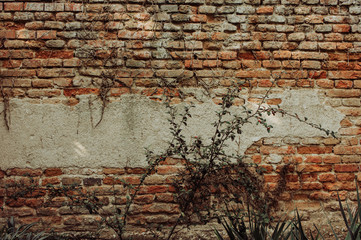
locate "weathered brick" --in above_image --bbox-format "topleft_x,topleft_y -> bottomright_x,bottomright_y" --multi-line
45,40 -> 65,48
83,178 -> 102,186
36,30 -> 57,39
24,2 -> 44,11
27,89 -> 61,98
63,88 -> 99,97
138,185 -> 168,194
16,30 -> 36,39
327,89 -> 361,98
299,164 -> 333,172
334,146 -> 361,155
288,32 -> 305,41
0,69 -> 36,77
36,50 -> 73,59
14,12 -> 34,21
45,3 -> 65,12
7,168 -> 42,177
323,182 -> 356,191
37,68 -> 75,78
0,13 -> 12,20
61,177 -> 81,186
64,3 -> 83,12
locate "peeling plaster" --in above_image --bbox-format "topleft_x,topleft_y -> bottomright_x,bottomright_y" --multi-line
0,90 -> 344,169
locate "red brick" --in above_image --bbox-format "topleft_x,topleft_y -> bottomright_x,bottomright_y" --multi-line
103,177 -> 120,185
25,198 -> 44,208
334,145 -> 361,155
36,30 -> 57,39
301,182 -> 322,190
6,198 -> 26,207
335,80 -> 353,89
319,173 -> 336,182
337,42 -> 353,50
44,168 -> 63,177
185,60 -> 203,69
302,60 -> 321,69
305,156 -> 322,163
286,174 -> 299,182
2,60 -> 22,68
292,52 -> 328,60
236,70 -> 271,78
323,182 -> 356,191
32,79 -> 53,88
36,50 -> 73,59
4,2 -> 23,11
122,176 -> 141,185
300,164 -> 333,172
323,155 -> 341,163
309,71 -> 327,79
83,178 -> 101,186
110,88 -> 130,96
297,146 -> 333,154
339,127 -> 361,136
103,168 -> 125,175
256,6 -> 273,14
333,24 -> 351,33
126,168 -> 147,174
286,182 -> 301,190
329,71 -> 361,80
309,191 -> 331,200
134,195 -> 154,204
155,193 -> 174,202
190,14 -> 207,23
138,185 -> 168,194
258,79 -> 273,87
301,174 -> 317,182
0,30 -> 16,39
259,165 -> 273,173
42,177 -> 60,186
274,70 -> 308,79
3,208 -> 35,217
156,166 -> 182,175
7,168 -> 42,177
27,89 -> 61,98
336,173 -> 355,181
61,177 -> 81,185
0,50 -> 10,59
334,164 -> 359,172
264,174 -> 280,183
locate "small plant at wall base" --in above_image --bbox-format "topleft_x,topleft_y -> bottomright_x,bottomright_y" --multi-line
0,217 -> 49,240
214,180 -> 361,240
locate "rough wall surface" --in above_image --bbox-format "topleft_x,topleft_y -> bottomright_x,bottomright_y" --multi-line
1,0 -> 361,238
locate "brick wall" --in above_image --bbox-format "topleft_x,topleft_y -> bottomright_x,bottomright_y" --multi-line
1,0 -> 361,238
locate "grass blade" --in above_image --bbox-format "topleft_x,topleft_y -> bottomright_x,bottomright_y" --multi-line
338,193 -> 355,240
